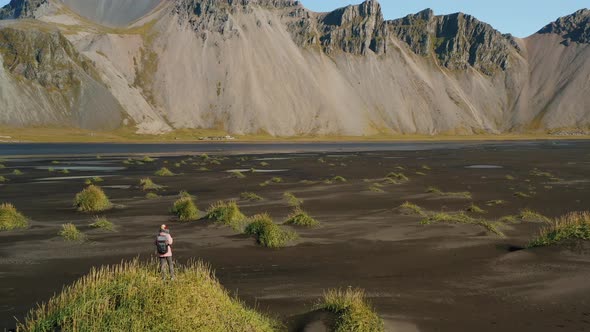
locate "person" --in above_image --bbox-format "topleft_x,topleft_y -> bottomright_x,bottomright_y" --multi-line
155,224 -> 175,280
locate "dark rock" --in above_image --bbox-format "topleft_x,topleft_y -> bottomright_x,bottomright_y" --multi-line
538,9 -> 590,44
0,0 -> 46,20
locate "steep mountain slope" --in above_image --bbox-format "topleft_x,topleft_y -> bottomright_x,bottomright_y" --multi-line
0,0 -> 588,136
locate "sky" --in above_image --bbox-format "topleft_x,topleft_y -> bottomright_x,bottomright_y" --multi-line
299,0 -> 589,37
0,0 -> 587,37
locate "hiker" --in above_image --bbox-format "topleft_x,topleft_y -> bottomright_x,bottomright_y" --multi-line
156,224 -> 175,280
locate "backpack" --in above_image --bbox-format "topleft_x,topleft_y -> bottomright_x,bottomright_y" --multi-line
156,235 -> 169,254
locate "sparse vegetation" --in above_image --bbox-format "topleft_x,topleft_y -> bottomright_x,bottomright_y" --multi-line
12,169 -> 23,175
285,208 -> 319,227
324,176 -> 347,184
260,162 -> 270,167
74,186 -> 112,212
141,156 -> 155,163
205,201 -> 246,230
0,203 -> 28,231
421,212 -> 504,236
528,212 -> 590,248
244,214 -> 297,248
90,217 -> 115,231
172,196 -> 199,221
240,192 -> 264,202
17,260 -> 279,331
513,191 -> 531,198
155,167 -> 175,177
145,192 -> 159,199
271,177 -> 283,183
505,175 -> 515,180
60,169 -> 70,174
283,192 -> 303,207
387,172 -> 409,182
0,176 -> 6,182
518,209 -> 550,223
139,178 -> 163,191
230,171 -> 246,179
59,223 -> 85,242
320,288 -> 384,332
466,203 -> 486,214
398,202 -> 425,216
426,187 -> 472,199
369,184 -> 385,193
486,200 -> 506,206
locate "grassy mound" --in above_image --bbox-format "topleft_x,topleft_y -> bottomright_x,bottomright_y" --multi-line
0,203 -> 28,231
139,177 -> 163,191
155,167 -> 175,176
73,185 -> 112,212
398,202 -> 425,216
205,201 -> 246,230
283,192 -> 303,207
528,212 -> 590,248
241,192 -> 264,201
421,212 -> 504,237
426,187 -> 472,199
90,217 -> 115,231
320,288 -> 384,332
172,196 -> 199,221
285,208 -> 319,227
18,260 -> 279,332
245,214 -> 297,248
466,203 -> 486,214
59,223 -> 85,241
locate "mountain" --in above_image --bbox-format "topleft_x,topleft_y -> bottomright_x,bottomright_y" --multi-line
0,0 -> 588,136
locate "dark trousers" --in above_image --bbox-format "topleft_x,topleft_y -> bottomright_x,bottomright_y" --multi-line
159,256 -> 175,280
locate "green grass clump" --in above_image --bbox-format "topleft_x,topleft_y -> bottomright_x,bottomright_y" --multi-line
369,184 -> 385,193
518,209 -> 550,223
426,187 -> 472,199
90,217 -> 115,231
51,161 -> 60,164
244,214 -> 297,248
283,192 -> 303,207
141,156 -> 155,162
386,172 -> 409,182
505,175 -> 515,180
528,212 -> 590,248
285,208 -> 319,227
0,176 -> 7,182
260,162 -> 270,167
205,201 -> 246,230
172,196 -> 199,221
140,178 -> 163,191
530,169 -> 553,178
398,202 -> 425,216
486,200 -> 506,206
421,212 -> 504,236
324,176 -> 347,184
18,260 -> 279,332
230,171 -> 246,179
513,191 -> 531,198
155,167 -> 175,177
48,167 -> 55,172
466,203 -> 486,214
0,164 -> 4,169
74,186 -> 112,212
59,223 -> 85,242
320,288 -> 384,332
145,192 -> 160,199
241,192 -> 264,201
271,177 -> 283,183
0,203 -> 28,231
12,169 -> 23,175
60,169 -> 70,174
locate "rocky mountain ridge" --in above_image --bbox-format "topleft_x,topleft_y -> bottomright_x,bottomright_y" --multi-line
0,0 -> 588,136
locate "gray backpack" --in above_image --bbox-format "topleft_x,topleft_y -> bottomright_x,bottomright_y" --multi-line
156,235 -> 168,254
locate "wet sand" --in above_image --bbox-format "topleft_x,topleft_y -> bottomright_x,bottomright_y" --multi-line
1,142 -> 590,331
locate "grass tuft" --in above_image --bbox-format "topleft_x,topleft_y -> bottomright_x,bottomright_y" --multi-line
145,192 -> 160,199
386,172 -> 409,182
205,201 -> 246,231
155,167 -> 175,177
528,212 -> 590,248
320,288 -> 384,332
398,202 -> 425,216
89,217 -> 115,231
0,176 -> 7,182
140,178 -> 163,191
230,171 -> 246,179
283,192 -> 303,207
421,212 -> 504,237
426,187 -> 472,199
141,156 -> 155,163
0,203 -> 28,231
59,223 -> 85,242
518,209 -> 550,223
74,186 -> 112,212
244,214 -> 297,248
466,203 -> 486,214
285,208 -> 319,227
172,196 -> 199,222
240,192 -> 264,202
12,169 -> 23,175
18,260 -> 279,331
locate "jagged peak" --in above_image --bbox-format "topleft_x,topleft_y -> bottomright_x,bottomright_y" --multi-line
0,0 -> 47,20
538,8 -> 590,44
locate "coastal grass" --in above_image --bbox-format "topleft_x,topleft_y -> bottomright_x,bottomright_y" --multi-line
528,212 -> 590,248
155,167 -> 175,177
59,223 -> 85,242
230,171 -> 246,179
284,208 -> 319,227
145,192 -> 160,199
324,176 -> 347,184
244,214 -> 297,248
74,185 -> 112,212
426,187 -> 472,199
12,169 -> 23,175
466,203 -> 486,214
0,176 -> 6,182
398,202 -> 426,216
283,192 -> 303,207
17,260 -> 279,332
89,217 -> 115,231
421,211 -> 504,237
171,196 -> 199,222
205,201 -> 246,230
320,288 -> 384,332
386,172 -> 409,182
0,203 -> 28,231
139,177 -> 163,191
241,192 -> 264,201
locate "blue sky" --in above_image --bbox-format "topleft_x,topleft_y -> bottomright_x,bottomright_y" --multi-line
0,0 -> 587,37
299,0 -> 589,37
